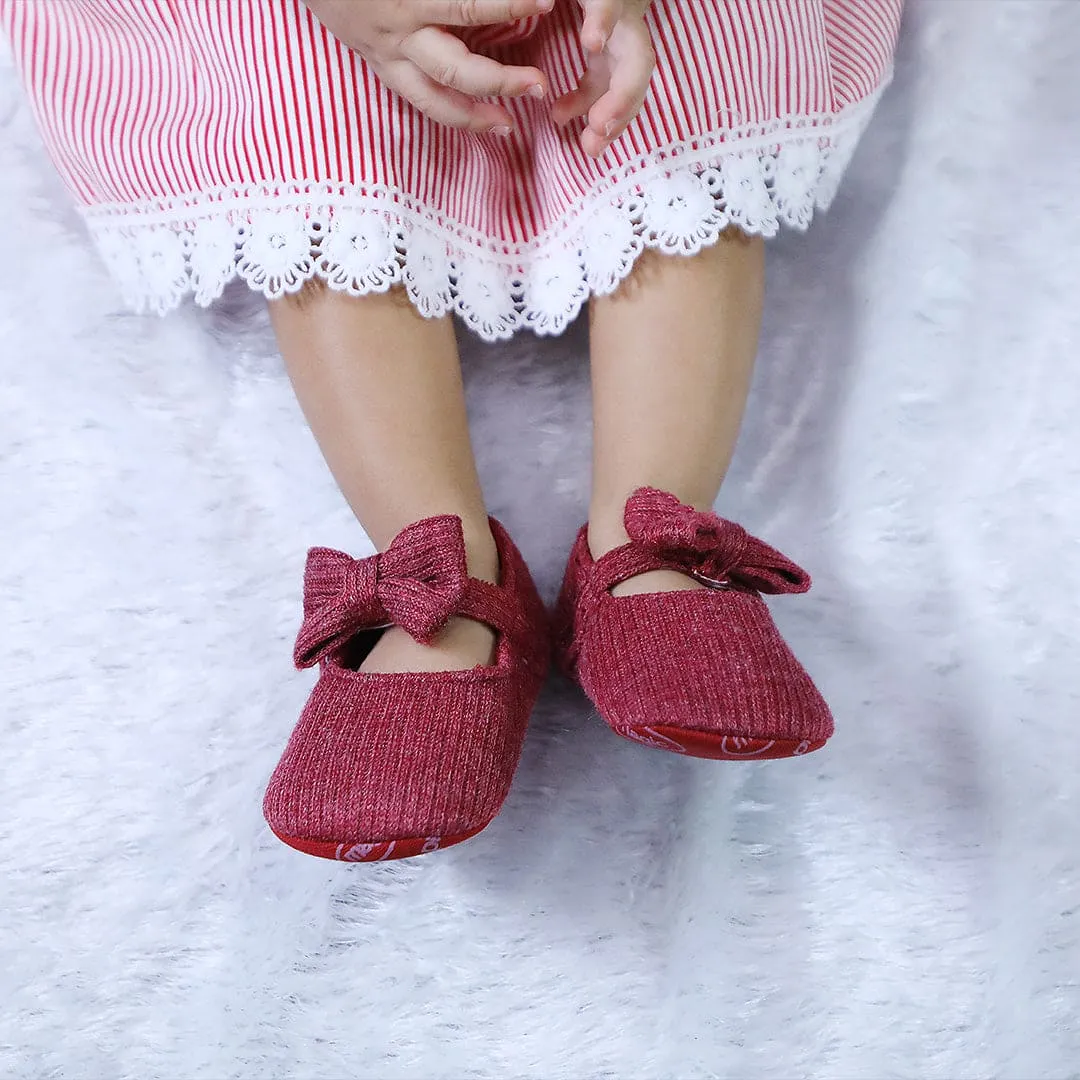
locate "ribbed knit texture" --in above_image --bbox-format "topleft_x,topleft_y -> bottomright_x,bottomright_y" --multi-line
263,516 -> 549,861
555,489 -> 833,760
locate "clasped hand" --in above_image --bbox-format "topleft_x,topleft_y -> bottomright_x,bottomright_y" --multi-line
303,0 -> 655,157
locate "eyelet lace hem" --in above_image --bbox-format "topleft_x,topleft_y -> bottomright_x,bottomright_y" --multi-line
81,86 -> 886,341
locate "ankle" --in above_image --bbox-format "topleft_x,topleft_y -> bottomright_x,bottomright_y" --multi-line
461,518 -> 500,585
588,513 -> 706,596
589,507 -> 708,597
586,516 -> 630,561
589,486 -> 722,561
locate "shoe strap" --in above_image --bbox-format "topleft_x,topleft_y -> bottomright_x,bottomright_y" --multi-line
294,515 -> 472,668
293,515 -> 538,669
585,488 -> 812,603
457,577 -> 537,661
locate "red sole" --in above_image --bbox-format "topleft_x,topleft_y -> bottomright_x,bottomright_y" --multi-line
269,825 -> 486,862
617,724 -> 827,760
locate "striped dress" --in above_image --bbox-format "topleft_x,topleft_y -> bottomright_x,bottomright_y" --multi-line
1,0 -> 901,341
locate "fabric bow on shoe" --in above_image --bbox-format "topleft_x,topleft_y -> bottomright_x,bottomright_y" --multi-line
623,488 -> 811,595
293,516 -> 470,668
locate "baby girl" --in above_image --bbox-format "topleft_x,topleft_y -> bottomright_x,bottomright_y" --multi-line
1,0 -> 902,861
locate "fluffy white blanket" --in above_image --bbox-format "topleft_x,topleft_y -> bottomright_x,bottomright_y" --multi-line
2,3 -> 1077,1077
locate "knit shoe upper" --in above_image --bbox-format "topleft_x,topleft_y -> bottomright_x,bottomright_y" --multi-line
555,488 -> 833,760
264,515 -> 549,861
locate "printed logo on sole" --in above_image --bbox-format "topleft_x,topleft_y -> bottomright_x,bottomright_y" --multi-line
718,736 -> 777,757
792,740 -> 812,755
623,726 -> 688,753
336,841 -> 398,862
333,837 -> 443,861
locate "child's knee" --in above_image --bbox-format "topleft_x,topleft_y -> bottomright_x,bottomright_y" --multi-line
280,275 -> 330,311
276,276 -> 412,313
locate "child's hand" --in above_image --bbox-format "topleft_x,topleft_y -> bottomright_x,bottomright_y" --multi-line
303,0 -> 554,133
553,0 -> 656,157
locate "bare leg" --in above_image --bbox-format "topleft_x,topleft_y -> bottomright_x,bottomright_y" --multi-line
269,283 -> 497,672
587,229 -> 765,595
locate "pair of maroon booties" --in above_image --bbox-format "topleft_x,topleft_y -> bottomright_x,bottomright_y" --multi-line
262,488 -> 832,862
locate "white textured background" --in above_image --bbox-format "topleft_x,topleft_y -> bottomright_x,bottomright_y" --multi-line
2,2 -> 1078,1077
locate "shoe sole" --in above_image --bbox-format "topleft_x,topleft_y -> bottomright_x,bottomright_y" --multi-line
618,724 -> 828,760
269,824 -> 486,862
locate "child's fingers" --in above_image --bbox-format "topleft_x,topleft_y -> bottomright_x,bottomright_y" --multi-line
426,0 -> 555,28
582,21 -> 653,156
381,60 -> 514,131
550,51 -> 610,126
402,28 -> 547,99
579,0 -> 622,53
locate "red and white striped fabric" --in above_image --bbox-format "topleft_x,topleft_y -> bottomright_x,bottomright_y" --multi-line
1,0 -> 901,340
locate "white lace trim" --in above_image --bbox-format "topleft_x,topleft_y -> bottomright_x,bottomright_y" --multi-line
82,85 -> 886,341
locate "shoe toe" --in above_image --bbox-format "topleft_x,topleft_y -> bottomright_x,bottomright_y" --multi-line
263,668 -> 528,860
581,589 -> 833,760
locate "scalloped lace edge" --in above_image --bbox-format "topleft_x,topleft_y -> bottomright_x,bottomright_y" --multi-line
81,85 -> 886,341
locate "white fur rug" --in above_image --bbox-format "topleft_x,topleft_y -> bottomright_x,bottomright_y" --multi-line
2,3 -> 1078,1077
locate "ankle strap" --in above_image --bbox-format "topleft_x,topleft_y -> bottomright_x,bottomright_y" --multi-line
294,515 -> 538,669
294,515 -> 472,668
585,488 -> 812,602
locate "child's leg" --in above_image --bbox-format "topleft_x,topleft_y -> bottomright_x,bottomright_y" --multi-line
269,283 -> 497,672
587,228 -> 765,595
